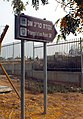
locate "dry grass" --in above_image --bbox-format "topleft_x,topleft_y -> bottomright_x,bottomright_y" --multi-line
0,75 -> 83,119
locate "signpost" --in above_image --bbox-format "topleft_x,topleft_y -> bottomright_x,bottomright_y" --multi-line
21,40 -> 25,119
15,14 -> 57,42
15,13 -> 57,119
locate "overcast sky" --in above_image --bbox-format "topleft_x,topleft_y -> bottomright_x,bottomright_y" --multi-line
0,0 -> 82,45
0,0 -> 67,45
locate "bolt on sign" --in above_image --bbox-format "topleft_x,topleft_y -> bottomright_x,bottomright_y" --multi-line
15,14 -> 57,42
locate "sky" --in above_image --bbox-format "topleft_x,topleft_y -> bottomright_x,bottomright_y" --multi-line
0,0 -> 82,59
0,0 -> 82,45
0,0 -> 67,45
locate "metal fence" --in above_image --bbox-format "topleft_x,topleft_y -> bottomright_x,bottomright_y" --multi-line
0,37 -> 83,88
1,41 -> 33,60
33,38 -> 82,72
0,37 -> 82,72
0,37 -> 82,60
34,38 -> 81,59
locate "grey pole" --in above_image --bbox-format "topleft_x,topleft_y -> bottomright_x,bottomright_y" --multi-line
80,37 -> 83,88
32,42 -> 34,77
21,40 -> 25,119
43,42 -> 47,114
12,42 -> 14,74
33,42 -> 35,60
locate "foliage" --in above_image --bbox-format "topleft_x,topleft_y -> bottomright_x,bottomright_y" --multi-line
4,0 -> 83,39
11,0 -> 26,15
4,0 -> 48,13
55,0 -> 83,40
27,78 -> 82,94
59,14 -> 80,39
32,0 -> 48,10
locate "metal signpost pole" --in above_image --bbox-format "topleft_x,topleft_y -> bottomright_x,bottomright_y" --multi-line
15,14 -> 57,117
21,40 -> 25,119
80,37 -> 83,88
43,42 -> 47,114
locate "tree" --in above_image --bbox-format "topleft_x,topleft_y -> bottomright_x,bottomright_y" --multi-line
11,0 -> 26,15
5,0 -> 83,40
55,0 -> 83,40
11,0 -> 48,14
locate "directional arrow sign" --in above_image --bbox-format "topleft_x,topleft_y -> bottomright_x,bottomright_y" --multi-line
15,14 -> 57,42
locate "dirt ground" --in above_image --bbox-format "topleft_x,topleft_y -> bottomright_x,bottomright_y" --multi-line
0,75 -> 83,119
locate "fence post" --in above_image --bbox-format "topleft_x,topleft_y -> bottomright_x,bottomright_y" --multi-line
32,42 -> 34,77
80,37 -> 83,88
12,42 -> 14,74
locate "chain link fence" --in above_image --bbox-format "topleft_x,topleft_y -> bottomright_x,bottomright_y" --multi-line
0,37 -> 82,72
0,41 -> 33,60
34,38 -> 81,59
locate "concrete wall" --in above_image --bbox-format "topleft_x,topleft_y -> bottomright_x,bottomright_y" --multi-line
0,63 -> 81,86
32,71 -> 81,86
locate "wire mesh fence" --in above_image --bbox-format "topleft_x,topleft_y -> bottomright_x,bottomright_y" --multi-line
0,37 -> 83,89
34,38 -> 81,59
1,41 -> 33,60
0,38 -> 81,59
33,38 -> 82,72
0,37 -> 82,72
